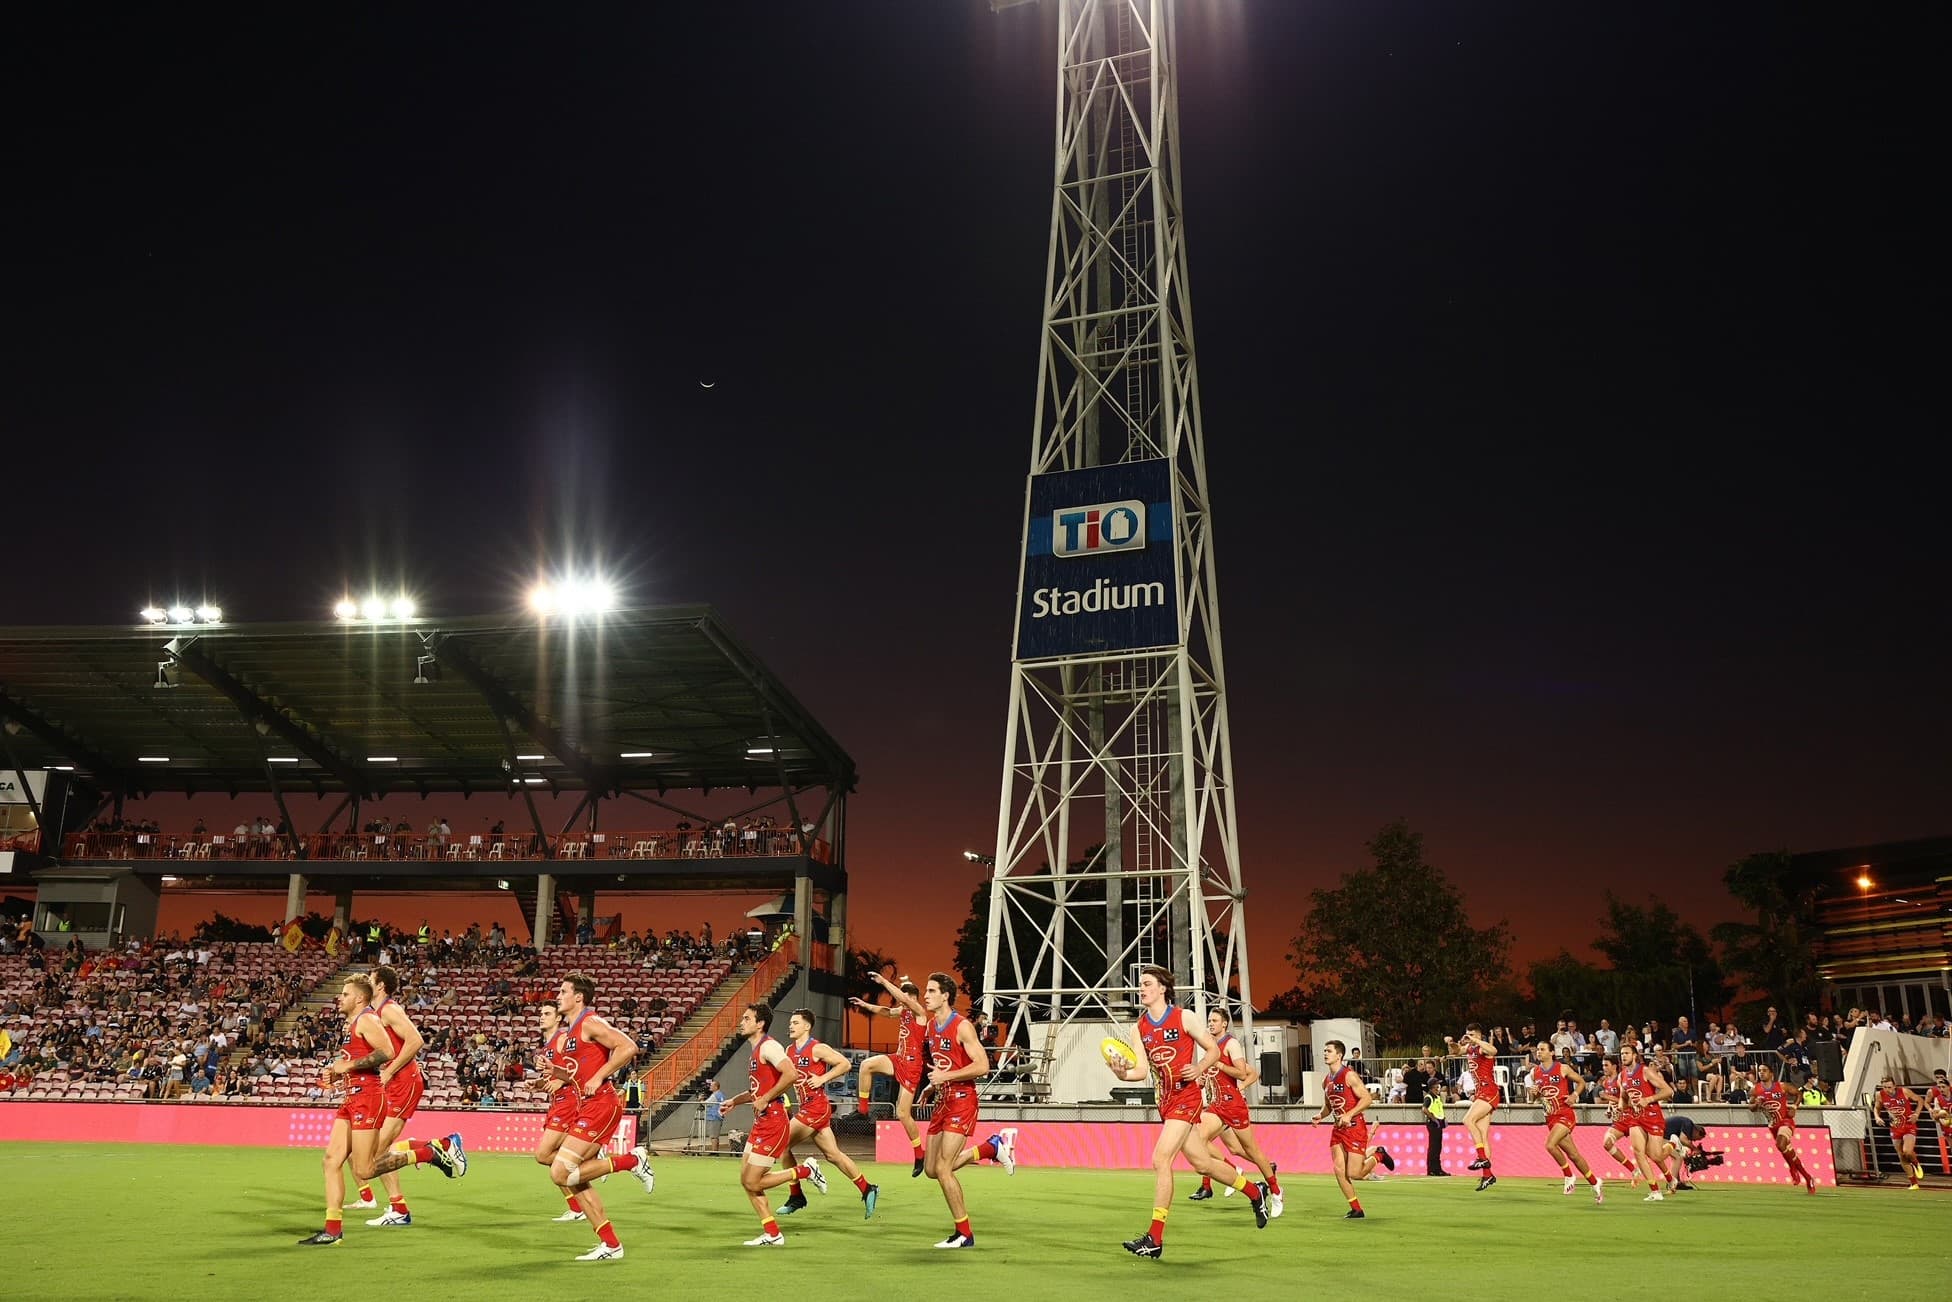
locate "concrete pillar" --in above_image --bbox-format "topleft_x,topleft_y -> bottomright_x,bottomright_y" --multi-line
828,888 -> 846,974
534,873 -> 556,950
793,871 -> 813,964
284,873 -> 308,924
332,887 -> 353,933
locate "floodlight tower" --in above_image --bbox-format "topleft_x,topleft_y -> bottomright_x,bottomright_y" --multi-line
981,0 -> 1253,1100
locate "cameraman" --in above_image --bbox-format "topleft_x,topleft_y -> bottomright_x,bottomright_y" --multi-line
1664,1116 -> 1710,1190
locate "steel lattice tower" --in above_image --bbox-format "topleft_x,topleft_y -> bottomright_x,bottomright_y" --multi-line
982,0 -> 1252,1099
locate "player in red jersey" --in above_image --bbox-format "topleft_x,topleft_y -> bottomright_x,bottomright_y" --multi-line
730,1001 -> 806,1246
1310,1039 -> 1393,1218
1746,1063 -> 1816,1192
1614,1040 -> 1674,1202
767,1008 -> 880,1218
850,971 -> 929,1177
543,973 -> 652,1261
1107,966 -> 1267,1258
919,972 -> 990,1249
1594,1058 -> 1638,1178
532,1001 -> 609,1225
1874,1073 -> 1926,1189
1926,1068 -> 1952,1134
1188,1008 -> 1285,1217
297,976 -> 463,1245
1529,1041 -> 1602,1204
1454,1025 -> 1501,1190
346,964 -> 450,1226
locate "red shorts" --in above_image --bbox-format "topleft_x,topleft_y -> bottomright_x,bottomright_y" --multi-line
1207,1096 -> 1251,1132
1638,1105 -> 1665,1136
929,1087 -> 979,1137
1609,1111 -> 1636,1137
567,1088 -> 623,1145
1890,1123 -> 1917,1143
1330,1119 -> 1369,1154
1159,1083 -> 1204,1125
1473,1086 -> 1501,1106
1769,1122 -> 1796,1139
1545,1108 -> 1576,1132
338,1079 -> 385,1132
382,1068 -> 423,1122
543,1087 -> 580,1134
797,1101 -> 833,1132
748,1109 -> 792,1160
894,1055 -> 925,1095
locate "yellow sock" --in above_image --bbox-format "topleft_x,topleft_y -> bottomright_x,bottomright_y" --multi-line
1231,1174 -> 1252,1194
1150,1206 -> 1168,1223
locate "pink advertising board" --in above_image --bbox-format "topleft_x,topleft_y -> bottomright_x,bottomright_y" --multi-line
0,1103 -> 634,1155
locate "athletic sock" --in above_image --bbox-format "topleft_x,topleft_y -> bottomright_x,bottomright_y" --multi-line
410,1142 -> 437,1165
594,1220 -> 620,1249
1475,1145 -> 1488,1161
1198,1176 -> 1212,1192
324,1214 -> 343,1237
788,1180 -> 803,1198
761,1216 -> 780,1237
1148,1207 -> 1166,1243
955,1216 -> 972,1240
1558,1162 -> 1574,1177
1266,1173 -> 1281,1195
794,1163 -> 812,1180
565,1192 -> 583,1212
912,1136 -> 926,1156
357,1185 -> 374,1203
976,1140 -> 998,1162
611,1152 -> 640,1174
1231,1174 -> 1260,1204
390,1197 -> 409,1214
1347,1196 -> 1362,1214
1585,1171 -> 1599,1187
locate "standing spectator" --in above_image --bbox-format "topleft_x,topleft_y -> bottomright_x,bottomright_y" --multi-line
1403,1057 -> 1448,1175
1758,1006 -> 1786,1050
704,1079 -> 726,1151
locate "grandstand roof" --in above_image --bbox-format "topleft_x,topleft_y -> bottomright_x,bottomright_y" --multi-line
0,607 -> 855,800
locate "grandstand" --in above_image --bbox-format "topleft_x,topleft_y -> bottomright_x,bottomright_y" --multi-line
0,607 -> 856,1114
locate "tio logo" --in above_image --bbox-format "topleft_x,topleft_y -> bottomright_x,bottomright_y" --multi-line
1052,500 -> 1146,558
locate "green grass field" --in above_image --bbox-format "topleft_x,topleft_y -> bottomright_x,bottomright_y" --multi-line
3,1143 -> 1942,1299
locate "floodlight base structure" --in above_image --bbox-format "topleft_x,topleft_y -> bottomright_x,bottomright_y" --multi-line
981,0 -> 1253,1104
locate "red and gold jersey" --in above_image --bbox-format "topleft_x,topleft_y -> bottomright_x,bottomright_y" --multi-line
927,1011 -> 979,1106
1532,1061 -> 1573,1112
790,1036 -> 832,1112
1927,1084 -> 1952,1116
563,1009 -> 617,1096
1466,1044 -> 1497,1092
1878,1087 -> 1916,1126
1753,1081 -> 1796,1128
748,1034 -> 790,1121
1324,1064 -> 1364,1126
893,1008 -> 925,1071
370,997 -> 423,1082
342,1009 -> 384,1083
1204,1033 -> 1248,1111
543,1027 -> 577,1094
1138,1007 -> 1198,1097
1597,1073 -> 1622,1114
1619,1061 -> 1656,1114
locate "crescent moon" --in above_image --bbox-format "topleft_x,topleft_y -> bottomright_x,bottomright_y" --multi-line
699,380 -> 716,389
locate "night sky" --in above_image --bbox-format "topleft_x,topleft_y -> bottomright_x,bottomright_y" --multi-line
7,4 -> 1943,990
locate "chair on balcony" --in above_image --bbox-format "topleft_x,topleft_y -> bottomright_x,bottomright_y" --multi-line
629,840 -> 655,859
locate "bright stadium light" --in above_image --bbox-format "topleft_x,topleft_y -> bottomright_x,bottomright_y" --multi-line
140,606 -> 167,624
619,751 -> 654,759
366,756 -> 398,763
138,756 -> 170,763
195,604 -> 223,623
390,596 -> 417,619
528,583 -> 557,616
267,756 -> 299,764
515,754 -> 545,761
360,595 -> 388,621
167,605 -> 193,623
531,573 -> 617,618
333,598 -> 359,620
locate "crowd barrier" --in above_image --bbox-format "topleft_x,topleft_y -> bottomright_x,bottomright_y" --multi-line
0,1101 -> 635,1155
875,1119 -> 1837,1187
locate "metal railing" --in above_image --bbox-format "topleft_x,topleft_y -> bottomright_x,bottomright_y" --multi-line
62,828 -> 830,863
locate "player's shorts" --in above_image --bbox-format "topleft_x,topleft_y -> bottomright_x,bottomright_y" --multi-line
929,1086 -> 979,1137
1768,1121 -> 1796,1139
747,1109 -> 792,1161
1207,1096 -> 1251,1132
796,1100 -> 834,1132
1472,1085 -> 1501,1106
1158,1082 -> 1204,1125
382,1068 -> 423,1122
543,1088 -> 581,1134
1636,1105 -> 1666,1136
1544,1108 -> 1576,1132
1609,1110 -> 1637,1137
894,1055 -> 925,1095
1330,1119 -> 1369,1154
1889,1123 -> 1917,1143
567,1088 -> 623,1145
338,1078 -> 385,1132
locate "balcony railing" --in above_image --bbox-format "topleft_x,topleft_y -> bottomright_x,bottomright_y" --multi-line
63,828 -> 832,865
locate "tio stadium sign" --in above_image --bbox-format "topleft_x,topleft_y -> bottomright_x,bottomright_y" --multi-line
1016,459 -> 1179,661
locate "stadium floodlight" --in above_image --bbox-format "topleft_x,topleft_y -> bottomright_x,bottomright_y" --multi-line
52,764 -> 76,771
266,756 -> 299,764
520,776 -> 546,784
390,596 -> 417,619
528,583 -> 556,616
138,756 -> 170,763
360,595 -> 388,621
1857,873 -> 1873,890
333,598 -> 359,620
963,850 -> 996,865
167,605 -> 193,623
618,750 -> 654,759
140,606 -> 167,623
366,756 -> 398,763
530,574 -> 617,618
516,754 -> 545,761
195,604 -> 223,623
746,745 -> 775,756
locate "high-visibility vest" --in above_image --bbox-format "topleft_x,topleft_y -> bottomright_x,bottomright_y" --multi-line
368,925 -> 382,943
1427,1094 -> 1446,1121
417,924 -> 431,945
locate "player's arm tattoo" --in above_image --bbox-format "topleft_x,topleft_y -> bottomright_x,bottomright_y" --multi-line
348,1046 -> 390,1073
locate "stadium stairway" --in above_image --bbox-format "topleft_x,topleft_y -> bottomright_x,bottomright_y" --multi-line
641,958 -> 799,1132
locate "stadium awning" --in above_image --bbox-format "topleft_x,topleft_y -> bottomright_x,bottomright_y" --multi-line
0,607 -> 854,801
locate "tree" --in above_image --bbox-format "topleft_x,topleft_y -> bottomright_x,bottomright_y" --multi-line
1712,850 -> 1828,1028
1592,893 -> 1728,1024
846,945 -> 899,1050
1286,820 -> 1512,1044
